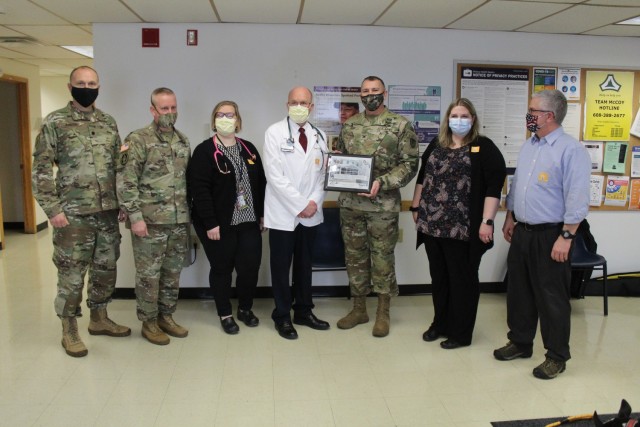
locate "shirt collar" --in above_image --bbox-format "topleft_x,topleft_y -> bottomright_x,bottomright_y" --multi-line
531,126 -> 563,146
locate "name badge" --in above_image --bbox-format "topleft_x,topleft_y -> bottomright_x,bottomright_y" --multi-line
281,143 -> 294,152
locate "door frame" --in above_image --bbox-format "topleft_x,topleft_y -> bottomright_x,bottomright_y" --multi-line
0,73 -> 36,239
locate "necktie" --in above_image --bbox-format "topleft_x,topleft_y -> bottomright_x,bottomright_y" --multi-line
298,127 -> 308,152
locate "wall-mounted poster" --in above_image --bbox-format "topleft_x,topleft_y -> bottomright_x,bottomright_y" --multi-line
388,85 -> 441,154
460,66 -> 530,168
604,175 -> 630,207
558,67 -> 581,100
602,142 -> 628,174
313,86 -> 361,151
533,67 -> 556,94
584,71 -> 634,141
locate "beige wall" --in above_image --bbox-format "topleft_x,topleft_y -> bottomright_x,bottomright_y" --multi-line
0,58 -> 47,225
40,76 -> 70,118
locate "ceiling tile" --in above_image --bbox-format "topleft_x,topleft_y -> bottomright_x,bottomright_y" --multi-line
124,0 -> 219,22
518,4 -> 640,33
511,0 -> 582,2
0,44 -> 85,59
7,25 -> 92,45
0,25 -> 27,37
0,45 -> 37,59
214,0 -> 300,23
301,0 -> 392,25
584,24 -> 640,36
586,0 -> 640,5
376,0 -> 486,28
0,0 -> 68,25
448,1 -> 571,31
30,0 -> 141,24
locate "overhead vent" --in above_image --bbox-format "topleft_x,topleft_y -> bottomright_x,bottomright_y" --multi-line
0,36 -> 43,46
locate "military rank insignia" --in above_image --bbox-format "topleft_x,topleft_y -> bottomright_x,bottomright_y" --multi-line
120,152 -> 129,165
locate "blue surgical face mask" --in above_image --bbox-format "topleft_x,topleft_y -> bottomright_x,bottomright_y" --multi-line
449,118 -> 472,136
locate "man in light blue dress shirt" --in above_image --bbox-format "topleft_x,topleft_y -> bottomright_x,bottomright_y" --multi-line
493,90 -> 590,380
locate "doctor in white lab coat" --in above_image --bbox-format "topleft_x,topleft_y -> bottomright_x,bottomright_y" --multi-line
263,86 -> 330,340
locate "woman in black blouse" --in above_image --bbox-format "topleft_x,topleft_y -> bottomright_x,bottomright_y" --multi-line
410,98 -> 506,349
187,101 -> 266,334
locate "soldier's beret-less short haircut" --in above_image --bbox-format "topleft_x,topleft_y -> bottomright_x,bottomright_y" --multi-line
150,87 -> 176,107
361,76 -> 386,89
69,66 -> 98,83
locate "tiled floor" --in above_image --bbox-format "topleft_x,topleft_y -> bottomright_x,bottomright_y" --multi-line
1,229 -> 639,427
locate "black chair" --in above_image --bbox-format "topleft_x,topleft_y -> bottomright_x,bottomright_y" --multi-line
571,234 -> 608,315
311,207 -> 346,270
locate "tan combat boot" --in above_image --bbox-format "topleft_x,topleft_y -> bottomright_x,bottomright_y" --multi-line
372,294 -> 391,337
142,319 -> 170,345
61,317 -> 88,357
88,308 -> 131,337
157,313 -> 188,338
336,296 -> 369,329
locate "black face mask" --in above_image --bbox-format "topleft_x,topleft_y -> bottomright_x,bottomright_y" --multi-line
71,86 -> 99,108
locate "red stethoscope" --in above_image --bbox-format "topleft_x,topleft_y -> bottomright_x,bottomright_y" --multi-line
212,134 -> 256,174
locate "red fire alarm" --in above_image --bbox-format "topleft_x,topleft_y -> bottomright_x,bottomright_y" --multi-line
142,28 -> 159,48
187,29 -> 198,46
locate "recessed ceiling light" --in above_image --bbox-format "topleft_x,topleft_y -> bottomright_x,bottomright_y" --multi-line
616,16 -> 640,25
61,45 -> 94,58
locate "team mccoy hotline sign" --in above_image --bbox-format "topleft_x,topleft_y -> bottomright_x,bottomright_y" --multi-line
584,71 -> 634,141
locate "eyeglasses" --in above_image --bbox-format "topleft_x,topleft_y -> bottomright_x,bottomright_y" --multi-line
527,109 -> 552,115
215,112 -> 236,119
288,101 -> 311,107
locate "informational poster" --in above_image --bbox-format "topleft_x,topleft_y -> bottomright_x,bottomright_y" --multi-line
590,175 -> 604,207
629,179 -> 640,210
584,70 -> 635,141
631,146 -> 640,178
460,66 -> 530,168
533,68 -> 556,93
313,86 -> 361,151
602,142 -> 628,174
388,85 -> 441,154
604,175 -> 630,207
558,68 -> 581,100
563,103 -> 581,141
583,141 -> 603,172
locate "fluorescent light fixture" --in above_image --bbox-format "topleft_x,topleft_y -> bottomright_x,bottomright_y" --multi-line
61,45 -> 94,58
616,16 -> 640,25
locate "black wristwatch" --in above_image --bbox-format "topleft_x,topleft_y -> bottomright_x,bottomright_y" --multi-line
409,206 -> 419,212
560,229 -> 577,240
482,218 -> 494,226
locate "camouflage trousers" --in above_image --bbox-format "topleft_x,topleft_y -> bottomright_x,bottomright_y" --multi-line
53,210 -> 121,317
340,208 -> 399,297
131,223 -> 188,321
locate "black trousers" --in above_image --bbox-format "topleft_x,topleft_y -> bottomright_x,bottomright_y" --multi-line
506,224 -> 571,362
424,236 -> 480,345
194,221 -> 262,317
269,224 -> 317,323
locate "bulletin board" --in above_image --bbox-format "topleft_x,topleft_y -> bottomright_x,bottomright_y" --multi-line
456,62 -> 640,212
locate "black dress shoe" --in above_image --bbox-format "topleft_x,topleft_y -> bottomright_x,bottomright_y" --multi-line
220,317 -> 239,335
237,309 -> 259,327
275,321 -> 298,340
422,326 -> 443,342
440,339 -> 469,350
293,312 -> 330,330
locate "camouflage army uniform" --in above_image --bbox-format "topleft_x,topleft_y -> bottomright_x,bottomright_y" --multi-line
336,108 -> 419,296
116,122 -> 190,321
32,102 -> 122,317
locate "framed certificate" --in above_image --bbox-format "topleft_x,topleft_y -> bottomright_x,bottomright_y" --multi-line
324,153 -> 375,192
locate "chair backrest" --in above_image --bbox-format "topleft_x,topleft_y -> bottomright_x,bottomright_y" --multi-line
311,207 -> 346,270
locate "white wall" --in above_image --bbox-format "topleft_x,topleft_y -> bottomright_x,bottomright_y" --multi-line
93,23 -> 640,288
40,76 -> 70,118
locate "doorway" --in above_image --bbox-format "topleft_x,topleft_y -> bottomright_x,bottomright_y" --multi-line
0,73 -> 36,250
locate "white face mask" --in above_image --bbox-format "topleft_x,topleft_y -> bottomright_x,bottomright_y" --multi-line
215,117 -> 237,136
449,117 -> 472,137
288,105 -> 310,124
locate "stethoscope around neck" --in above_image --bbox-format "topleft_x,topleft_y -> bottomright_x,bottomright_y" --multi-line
212,134 -> 256,175
286,117 -> 326,146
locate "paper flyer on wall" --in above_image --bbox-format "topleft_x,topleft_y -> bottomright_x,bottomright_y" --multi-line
557,68 -> 581,100
313,86 -> 361,151
629,179 -> 640,210
602,142 -> 628,174
583,141 -> 603,172
604,175 -> 629,207
387,85 -> 441,154
533,67 -> 556,94
589,175 -> 604,206
562,103 -> 581,141
584,70 -> 634,141
460,66 -> 529,168
631,146 -> 640,178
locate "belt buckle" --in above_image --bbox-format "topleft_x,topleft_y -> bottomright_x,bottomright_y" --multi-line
523,222 -> 534,232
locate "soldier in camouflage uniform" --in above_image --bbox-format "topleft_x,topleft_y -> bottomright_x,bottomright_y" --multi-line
116,87 -> 190,346
336,76 -> 419,337
32,66 -> 131,358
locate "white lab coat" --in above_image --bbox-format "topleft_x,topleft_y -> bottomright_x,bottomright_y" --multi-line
263,117 -> 328,231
